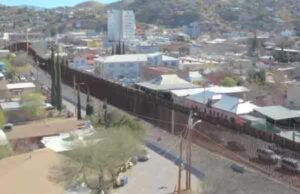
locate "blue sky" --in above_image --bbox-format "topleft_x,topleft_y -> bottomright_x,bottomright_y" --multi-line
2,0 -> 118,8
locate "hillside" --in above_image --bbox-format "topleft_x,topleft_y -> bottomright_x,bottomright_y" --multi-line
106,0 -> 300,30
107,0 -> 202,27
75,1 -> 104,9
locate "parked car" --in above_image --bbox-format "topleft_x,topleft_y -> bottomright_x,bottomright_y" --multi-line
281,157 -> 300,173
138,154 -> 150,162
2,123 -> 13,132
257,148 -> 281,164
138,149 -> 150,162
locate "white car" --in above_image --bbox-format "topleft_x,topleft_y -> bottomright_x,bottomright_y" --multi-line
281,157 -> 300,173
257,148 -> 281,164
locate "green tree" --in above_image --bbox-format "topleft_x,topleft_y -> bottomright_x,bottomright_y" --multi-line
0,111 -> 5,127
86,93 -> 94,116
221,76 -> 236,87
272,49 -> 289,63
20,92 -> 45,119
10,52 -> 33,69
53,126 -> 144,194
192,80 -> 203,86
4,52 -> 33,81
247,70 -> 266,84
0,145 -> 11,160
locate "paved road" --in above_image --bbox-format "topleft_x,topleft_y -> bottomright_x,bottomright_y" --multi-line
145,126 -> 300,194
117,148 -> 202,194
35,67 -> 300,194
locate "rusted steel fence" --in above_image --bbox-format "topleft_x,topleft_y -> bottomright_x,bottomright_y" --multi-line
9,42 -> 300,152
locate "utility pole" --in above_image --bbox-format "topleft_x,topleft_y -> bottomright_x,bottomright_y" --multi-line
77,83 -> 82,120
103,98 -> 108,127
73,76 -> 77,116
49,41 -> 57,107
187,111 -> 193,190
175,111 -> 201,194
177,137 -> 183,194
56,43 -> 62,111
86,86 -> 94,116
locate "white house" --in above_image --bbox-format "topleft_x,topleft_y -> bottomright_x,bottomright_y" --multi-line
136,74 -> 196,92
184,91 -> 257,122
171,86 -> 249,105
95,53 -> 180,81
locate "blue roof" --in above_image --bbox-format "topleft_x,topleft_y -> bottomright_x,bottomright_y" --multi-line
187,91 -> 222,104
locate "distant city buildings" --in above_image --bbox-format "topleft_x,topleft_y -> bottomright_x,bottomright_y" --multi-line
4,32 -> 43,42
107,9 -> 136,42
182,22 -> 201,39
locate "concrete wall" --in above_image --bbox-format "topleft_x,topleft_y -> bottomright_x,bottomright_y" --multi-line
286,83 -> 300,109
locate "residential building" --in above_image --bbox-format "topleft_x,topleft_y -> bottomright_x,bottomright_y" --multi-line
141,66 -> 175,81
171,86 -> 249,105
136,74 -> 196,98
107,9 -> 135,42
184,91 -> 256,122
0,101 -> 52,123
5,32 -> 43,42
254,106 -> 300,127
6,82 -> 36,99
273,48 -> 300,62
72,54 -> 96,68
95,53 -> 179,81
132,43 -> 160,54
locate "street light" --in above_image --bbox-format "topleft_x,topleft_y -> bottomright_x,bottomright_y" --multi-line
186,111 -> 201,190
188,111 -> 202,129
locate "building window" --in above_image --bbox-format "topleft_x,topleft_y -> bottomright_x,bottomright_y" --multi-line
120,64 -> 125,67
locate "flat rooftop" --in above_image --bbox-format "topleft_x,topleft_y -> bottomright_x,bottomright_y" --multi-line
6,118 -> 85,140
254,106 -> 300,121
6,82 -> 35,90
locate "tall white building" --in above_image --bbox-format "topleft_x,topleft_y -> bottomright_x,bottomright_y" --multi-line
107,9 -> 135,42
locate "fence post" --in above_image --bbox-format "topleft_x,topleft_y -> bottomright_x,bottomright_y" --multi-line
171,107 -> 175,134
